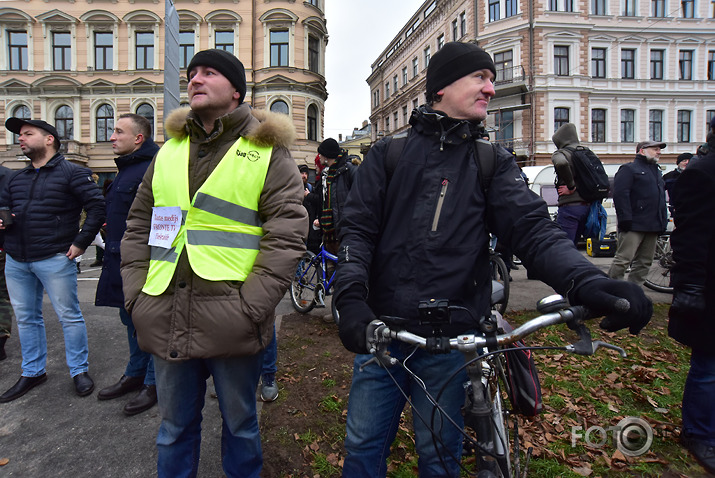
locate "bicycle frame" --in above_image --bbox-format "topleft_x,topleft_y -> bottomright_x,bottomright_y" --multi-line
290,246 -> 341,322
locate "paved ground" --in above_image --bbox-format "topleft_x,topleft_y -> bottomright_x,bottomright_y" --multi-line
0,252 -> 671,477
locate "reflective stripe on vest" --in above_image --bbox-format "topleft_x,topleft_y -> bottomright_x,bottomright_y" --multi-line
142,136 -> 272,295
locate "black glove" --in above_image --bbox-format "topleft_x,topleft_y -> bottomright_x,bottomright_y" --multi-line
618,220 -> 632,233
573,277 -> 653,334
336,285 -> 376,354
670,284 -> 706,318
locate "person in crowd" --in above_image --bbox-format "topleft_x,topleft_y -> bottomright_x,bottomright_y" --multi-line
0,164 -> 13,361
299,164 -> 312,193
259,327 -> 279,402
551,123 -> 591,245
95,113 -> 160,416
119,49 -> 306,477
668,115 -> 715,475
334,41 -> 653,477
663,152 -> 691,208
608,141 -> 668,285
0,118 -> 104,402
316,138 -> 356,255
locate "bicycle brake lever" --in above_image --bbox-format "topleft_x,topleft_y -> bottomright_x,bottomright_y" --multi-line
591,340 -> 627,358
565,340 -> 627,357
362,321 -> 398,371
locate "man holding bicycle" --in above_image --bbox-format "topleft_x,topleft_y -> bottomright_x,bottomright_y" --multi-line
334,41 -> 654,477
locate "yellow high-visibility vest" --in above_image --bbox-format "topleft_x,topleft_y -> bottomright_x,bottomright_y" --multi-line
142,135 -> 272,296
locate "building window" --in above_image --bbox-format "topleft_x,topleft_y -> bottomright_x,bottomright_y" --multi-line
437,34 -> 445,50
403,105 -> 408,125
385,116 -> 390,132
621,109 -> 635,142
593,0 -> 607,14
652,0 -> 666,16
137,103 -> 154,137
402,66 -> 408,85
270,30 -> 289,67
94,32 -> 113,70
307,104 -> 317,141
682,0 -> 694,17
460,12 -> 467,34
554,107 -> 569,132
412,57 -> 419,77
53,32 -> 71,71
96,104 -> 114,142
215,31 -> 234,53
308,35 -> 320,73
554,46 -> 569,76
393,111 -> 398,128
393,75 -> 398,94
308,0 -> 318,6
55,105 -> 74,142
136,32 -> 154,70
452,20 -> 458,41
489,0 -> 500,21
494,50 -> 513,82
651,49 -> 664,79
179,31 -> 194,69
270,100 -> 289,115
413,98 -> 419,111
649,110 -> 663,141
621,49 -> 635,79
624,0 -> 637,15
709,51 -> 715,80
506,0 -> 518,16
11,104 -> 30,144
496,110 -> 514,144
592,48 -> 606,78
549,0 -> 558,10
373,89 -> 380,107
592,109 -> 606,142
424,46 -> 431,68
679,50 -> 693,80
8,31 -> 28,71
707,110 -> 715,136
677,110 -> 691,142
385,81 -> 390,98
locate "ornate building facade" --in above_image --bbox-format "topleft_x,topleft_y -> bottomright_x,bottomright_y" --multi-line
0,0 -> 328,174
367,0 -> 715,165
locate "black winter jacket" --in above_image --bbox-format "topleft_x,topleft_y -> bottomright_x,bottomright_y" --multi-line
335,106 -> 606,336
612,155 -> 667,233
324,155 -> 356,237
0,153 -> 105,262
95,139 -> 159,307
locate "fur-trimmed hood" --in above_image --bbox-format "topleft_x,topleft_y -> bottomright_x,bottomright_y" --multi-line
164,104 -> 296,149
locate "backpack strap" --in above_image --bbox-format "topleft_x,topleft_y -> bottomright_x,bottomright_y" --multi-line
384,133 -> 408,184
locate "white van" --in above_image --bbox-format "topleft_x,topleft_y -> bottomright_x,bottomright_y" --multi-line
522,163 -> 677,235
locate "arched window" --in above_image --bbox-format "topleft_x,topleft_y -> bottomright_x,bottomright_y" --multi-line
270,100 -> 289,115
12,104 -> 31,144
96,104 -> 114,142
307,104 -> 318,141
136,103 -> 154,137
55,105 -> 74,141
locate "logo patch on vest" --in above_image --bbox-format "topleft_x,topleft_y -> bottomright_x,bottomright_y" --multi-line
236,148 -> 261,162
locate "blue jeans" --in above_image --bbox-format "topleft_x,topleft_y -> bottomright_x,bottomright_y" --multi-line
342,344 -> 468,478
682,349 -> 715,446
5,253 -> 89,377
120,307 -> 155,385
556,203 -> 590,245
261,326 -> 277,378
153,353 -> 264,478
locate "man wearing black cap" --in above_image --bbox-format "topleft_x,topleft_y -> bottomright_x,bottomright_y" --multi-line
120,49 -> 306,477
663,152 -> 692,207
608,141 -> 668,285
334,41 -> 654,476
0,118 -> 105,402
316,137 -> 356,254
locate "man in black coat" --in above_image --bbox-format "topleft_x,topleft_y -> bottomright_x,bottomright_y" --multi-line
608,140 -> 668,285
669,117 -> 715,474
95,114 -> 159,415
316,138 -> 356,255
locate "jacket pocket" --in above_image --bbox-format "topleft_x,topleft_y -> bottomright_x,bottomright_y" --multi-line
431,178 -> 450,232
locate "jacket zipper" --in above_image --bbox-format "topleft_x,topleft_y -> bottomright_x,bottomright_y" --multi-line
431,178 -> 449,232
21,170 -> 40,261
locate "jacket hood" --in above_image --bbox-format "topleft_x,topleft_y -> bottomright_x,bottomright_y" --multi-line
115,137 -> 160,169
164,105 -> 296,149
552,123 -> 580,149
410,105 -> 486,149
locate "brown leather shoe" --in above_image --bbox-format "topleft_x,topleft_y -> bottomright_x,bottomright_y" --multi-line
0,374 -> 47,403
97,375 -> 145,401
123,385 -> 157,416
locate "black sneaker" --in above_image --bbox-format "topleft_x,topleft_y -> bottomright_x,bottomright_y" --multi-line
681,434 -> 715,474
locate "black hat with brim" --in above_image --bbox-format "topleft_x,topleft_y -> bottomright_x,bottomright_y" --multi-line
5,118 -> 61,146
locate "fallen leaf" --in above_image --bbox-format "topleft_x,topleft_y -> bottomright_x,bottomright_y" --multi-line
0,458 -> 9,466
573,464 -> 593,476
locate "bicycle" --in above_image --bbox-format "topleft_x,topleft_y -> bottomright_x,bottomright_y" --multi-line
643,232 -> 673,294
365,295 -> 629,477
290,245 -> 341,324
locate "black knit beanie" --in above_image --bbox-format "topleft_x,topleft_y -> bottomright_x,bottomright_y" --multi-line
318,138 -> 341,159
187,49 -> 247,104
426,42 -> 496,100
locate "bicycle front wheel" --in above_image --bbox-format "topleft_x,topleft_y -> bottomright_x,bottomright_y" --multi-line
290,251 -> 318,313
490,254 -> 510,315
644,235 -> 674,294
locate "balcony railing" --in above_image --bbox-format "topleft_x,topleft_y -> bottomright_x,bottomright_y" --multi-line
494,65 -> 526,86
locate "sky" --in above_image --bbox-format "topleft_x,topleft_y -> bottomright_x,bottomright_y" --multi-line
323,1 -> 425,141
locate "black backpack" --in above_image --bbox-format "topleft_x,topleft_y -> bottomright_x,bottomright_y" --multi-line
563,145 -> 610,202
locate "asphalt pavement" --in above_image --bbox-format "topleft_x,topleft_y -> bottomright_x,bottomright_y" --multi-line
0,252 -> 672,477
